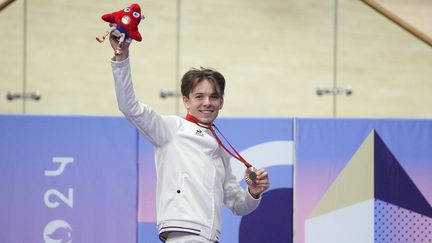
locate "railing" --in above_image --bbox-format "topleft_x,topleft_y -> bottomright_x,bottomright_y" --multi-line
362,0 -> 432,47
0,0 -> 16,12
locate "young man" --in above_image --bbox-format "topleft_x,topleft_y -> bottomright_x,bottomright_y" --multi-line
109,29 -> 269,243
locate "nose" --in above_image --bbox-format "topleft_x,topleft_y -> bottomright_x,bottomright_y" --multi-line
203,97 -> 211,106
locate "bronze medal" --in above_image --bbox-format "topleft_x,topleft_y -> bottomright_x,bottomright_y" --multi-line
245,167 -> 257,185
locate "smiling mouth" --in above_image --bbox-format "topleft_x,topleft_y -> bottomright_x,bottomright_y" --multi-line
200,110 -> 214,114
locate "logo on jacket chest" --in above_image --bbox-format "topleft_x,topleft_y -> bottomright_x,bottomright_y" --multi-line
195,129 -> 204,136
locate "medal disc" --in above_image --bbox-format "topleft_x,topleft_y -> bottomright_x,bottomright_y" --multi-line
245,167 -> 257,185
248,170 -> 257,181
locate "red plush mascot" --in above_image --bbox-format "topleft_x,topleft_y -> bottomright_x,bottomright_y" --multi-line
96,3 -> 145,54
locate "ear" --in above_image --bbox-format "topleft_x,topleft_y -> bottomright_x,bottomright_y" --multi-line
183,96 -> 190,110
219,96 -> 224,110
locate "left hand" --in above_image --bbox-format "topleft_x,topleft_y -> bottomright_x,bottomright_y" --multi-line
246,168 -> 269,199
109,24 -> 131,61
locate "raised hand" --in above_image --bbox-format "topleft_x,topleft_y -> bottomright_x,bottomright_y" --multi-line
108,24 -> 131,61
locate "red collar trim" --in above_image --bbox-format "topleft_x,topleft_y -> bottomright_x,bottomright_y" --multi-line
185,114 -> 212,127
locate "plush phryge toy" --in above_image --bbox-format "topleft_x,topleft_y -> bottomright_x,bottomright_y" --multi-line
96,3 -> 145,54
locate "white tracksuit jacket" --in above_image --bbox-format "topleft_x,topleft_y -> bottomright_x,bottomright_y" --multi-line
111,59 -> 260,242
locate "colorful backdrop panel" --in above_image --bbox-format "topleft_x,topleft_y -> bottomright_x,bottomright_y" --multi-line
0,115 -> 138,243
294,118 -> 432,243
137,117 -> 294,243
5,115 -> 429,243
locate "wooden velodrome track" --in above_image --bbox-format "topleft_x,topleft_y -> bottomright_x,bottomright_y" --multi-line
0,0 -> 431,117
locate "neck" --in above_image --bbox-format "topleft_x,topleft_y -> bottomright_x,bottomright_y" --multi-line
185,113 -> 212,126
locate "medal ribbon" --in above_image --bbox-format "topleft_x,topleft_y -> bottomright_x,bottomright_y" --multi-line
186,114 -> 253,168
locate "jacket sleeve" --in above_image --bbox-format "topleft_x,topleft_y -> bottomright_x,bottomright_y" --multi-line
222,152 -> 261,216
111,58 -> 177,147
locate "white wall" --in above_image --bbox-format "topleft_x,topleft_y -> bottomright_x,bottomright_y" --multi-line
1,0 -> 431,117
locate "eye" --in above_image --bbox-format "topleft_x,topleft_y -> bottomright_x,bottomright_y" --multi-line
133,12 -> 140,18
124,7 -> 131,12
211,94 -> 220,98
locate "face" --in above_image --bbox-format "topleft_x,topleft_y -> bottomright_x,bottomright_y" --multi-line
183,79 -> 224,124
